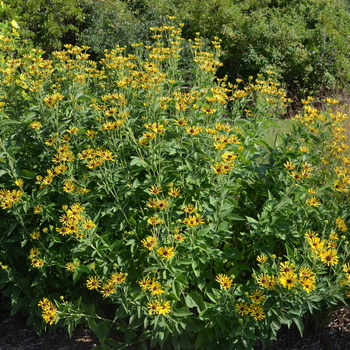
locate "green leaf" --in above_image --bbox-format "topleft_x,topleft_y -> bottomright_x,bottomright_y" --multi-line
292,316 -> 304,336
185,292 -> 205,312
176,274 -> 188,287
67,319 -> 74,337
114,305 -> 128,320
172,308 -> 193,317
218,221 -> 230,231
130,156 -> 146,167
195,330 -> 205,349
72,270 -> 82,284
226,213 -> 245,221
197,226 -> 210,236
246,216 -> 259,229
125,329 -> 137,344
176,258 -> 193,265
185,159 -> 194,173
20,169 -> 36,179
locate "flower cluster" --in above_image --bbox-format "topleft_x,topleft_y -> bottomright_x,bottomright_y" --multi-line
86,272 -> 126,298
0,189 -> 23,209
38,298 -> 58,325
235,290 -> 266,321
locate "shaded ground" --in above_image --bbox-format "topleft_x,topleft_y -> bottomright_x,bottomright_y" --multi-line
1,301 -> 350,349
255,307 -> 350,350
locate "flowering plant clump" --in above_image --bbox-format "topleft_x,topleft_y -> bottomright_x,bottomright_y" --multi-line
0,17 -> 350,350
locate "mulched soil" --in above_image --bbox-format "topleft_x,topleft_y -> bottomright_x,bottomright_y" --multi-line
1,296 -> 350,350
255,306 -> 350,350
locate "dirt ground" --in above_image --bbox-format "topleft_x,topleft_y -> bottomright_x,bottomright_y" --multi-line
1,301 -> 350,350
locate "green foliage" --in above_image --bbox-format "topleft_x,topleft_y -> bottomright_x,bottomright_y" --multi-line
3,0 -> 350,97
1,20 -> 350,350
77,0 -> 140,59
127,0 -> 350,98
0,0 -> 85,51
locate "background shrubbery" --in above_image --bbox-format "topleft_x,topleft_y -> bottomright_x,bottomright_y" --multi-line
2,0 -> 350,98
1,2 -> 350,350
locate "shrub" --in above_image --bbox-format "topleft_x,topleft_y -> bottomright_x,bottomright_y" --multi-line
127,0 -> 350,98
0,0 -> 85,52
0,18 -> 350,350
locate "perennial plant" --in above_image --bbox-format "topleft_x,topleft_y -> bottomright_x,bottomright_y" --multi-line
0,17 -> 349,350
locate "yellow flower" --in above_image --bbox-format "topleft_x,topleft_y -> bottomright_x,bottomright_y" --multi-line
290,171 -> 302,180
157,300 -> 171,315
31,258 -> 45,268
211,162 -> 227,174
299,267 -> 313,278
235,301 -> 249,315
306,197 -> 321,207
183,203 -> 196,213
183,214 -> 204,226
227,134 -> 241,144
138,277 -> 151,291
146,198 -> 157,208
168,186 -> 181,197
221,151 -> 237,162
66,126 -> 79,134
100,284 -> 116,298
174,233 -> 186,242
63,179 -> 75,193
256,274 -> 276,290
30,121 -> 42,129
320,249 -> 338,266
308,237 -> 325,252
147,300 -> 160,314
148,281 -> 164,296
185,125 -> 202,135
215,274 -> 234,290
42,310 -> 58,325
11,20 -> 20,29
151,122 -> 165,134
301,161 -> 313,171
299,277 -> 316,293
30,230 -> 40,239
304,230 -> 318,240
213,142 -> 226,150
283,161 -> 296,170
86,276 -> 101,290
141,236 -> 158,250
157,246 -> 175,260
148,185 -> 162,195
249,304 -> 265,320
14,178 -> 24,186
108,272 -> 127,285
86,130 -> 98,138
342,263 -> 350,274
336,217 -> 347,232
33,205 -> 42,214
279,272 -> 298,289
65,262 -> 77,271
329,232 -> 338,240
147,216 -> 164,225
249,289 -> 266,304
29,247 -> 40,258
279,261 -> 295,274
174,117 -> 188,126
256,254 -> 268,263
155,198 -> 168,210
83,220 -> 96,229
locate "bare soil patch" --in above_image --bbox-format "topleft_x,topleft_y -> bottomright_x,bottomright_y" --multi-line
1,296 -> 350,350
